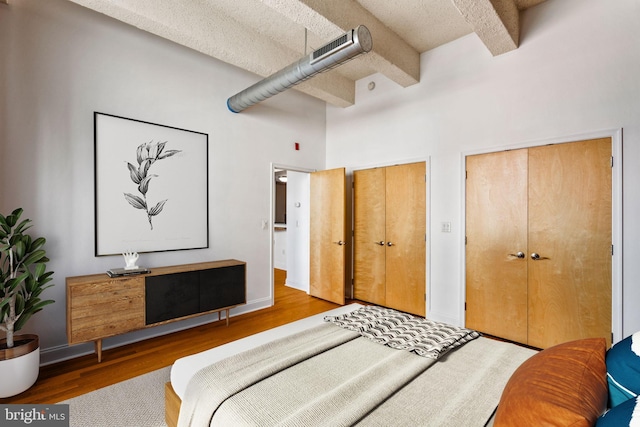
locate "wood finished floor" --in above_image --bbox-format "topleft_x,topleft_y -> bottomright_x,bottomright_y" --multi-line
1,269 -> 341,404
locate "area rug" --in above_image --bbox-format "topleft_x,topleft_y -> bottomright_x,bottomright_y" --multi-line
59,367 -> 170,427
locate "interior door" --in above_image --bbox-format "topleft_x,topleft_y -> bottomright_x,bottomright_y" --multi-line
465,150 -> 529,343
385,162 -> 426,316
309,168 -> 346,305
527,138 -> 612,348
353,167 -> 386,305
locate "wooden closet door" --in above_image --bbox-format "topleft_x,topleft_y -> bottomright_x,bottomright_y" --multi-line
310,168 -> 346,305
385,162 -> 426,316
527,138 -> 612,348
466,150 -> 528,344
353,167 -> 386,305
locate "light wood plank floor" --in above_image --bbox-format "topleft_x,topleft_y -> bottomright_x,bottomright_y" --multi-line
1,269 -> 341,404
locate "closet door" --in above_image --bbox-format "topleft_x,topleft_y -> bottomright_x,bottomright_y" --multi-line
353,162 -> 426,316
466,138 -> 612,348
310,168 -> 346,305
527,138 -> 611,348
385,162 -> 426,316
465,150 -> 529,344
353,167 -> 386,305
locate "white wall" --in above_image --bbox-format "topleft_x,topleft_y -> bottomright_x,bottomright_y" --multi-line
285,171 -> 310,292
326,0 -> 640,337
273,228 -> 287,270
0,0 -> 326,363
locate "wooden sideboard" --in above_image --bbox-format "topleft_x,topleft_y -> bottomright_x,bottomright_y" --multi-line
66,260 -> 246,362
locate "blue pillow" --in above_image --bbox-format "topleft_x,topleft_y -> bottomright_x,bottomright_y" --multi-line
596,396 -> 639,426
606,331 -> 640,407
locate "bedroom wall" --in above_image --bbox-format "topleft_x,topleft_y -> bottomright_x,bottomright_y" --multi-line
285,171 -> 311,293
0,0 -> 327,363
326,0 -> 640,338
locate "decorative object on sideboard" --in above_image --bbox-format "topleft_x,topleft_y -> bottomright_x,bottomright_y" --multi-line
123,251 -> 139,270
0,208 -> 55,398
106,251 -> 150,277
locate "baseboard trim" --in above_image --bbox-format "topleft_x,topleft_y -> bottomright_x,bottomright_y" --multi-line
284,279 -> 309,293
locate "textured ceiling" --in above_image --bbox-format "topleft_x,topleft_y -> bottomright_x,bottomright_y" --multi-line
66,0 -> 547,109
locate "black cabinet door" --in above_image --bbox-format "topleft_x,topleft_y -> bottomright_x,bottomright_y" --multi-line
200,265 -> 246,312
145,271 -> 200,325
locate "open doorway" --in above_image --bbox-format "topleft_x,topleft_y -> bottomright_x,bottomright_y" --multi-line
270,164 -> 314,304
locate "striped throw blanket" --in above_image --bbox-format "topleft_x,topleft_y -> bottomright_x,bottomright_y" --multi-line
324,305 -> 480,359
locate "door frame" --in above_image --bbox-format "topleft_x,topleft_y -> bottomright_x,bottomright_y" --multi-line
269,163 -> 315,306
460,128 -> 623,344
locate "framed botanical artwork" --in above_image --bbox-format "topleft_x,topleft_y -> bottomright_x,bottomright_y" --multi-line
94,112 -> 209,256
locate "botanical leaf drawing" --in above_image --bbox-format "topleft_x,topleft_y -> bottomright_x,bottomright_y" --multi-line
124,141 -> 181,230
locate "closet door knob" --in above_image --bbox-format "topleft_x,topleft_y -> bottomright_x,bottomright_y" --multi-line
509,252 -> 525,259
531,253 -> 550,260
333,240 -> 346,246
376,241 -> 386,246
387,241 -> 395,247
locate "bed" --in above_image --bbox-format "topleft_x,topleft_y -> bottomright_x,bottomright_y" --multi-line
167,302 -> 633,426
165,304 -> 540,427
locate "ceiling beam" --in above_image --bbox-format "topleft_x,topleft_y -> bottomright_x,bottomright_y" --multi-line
450,0 -> 520,56
68,0 -> 358,107
262,0 -> 421,87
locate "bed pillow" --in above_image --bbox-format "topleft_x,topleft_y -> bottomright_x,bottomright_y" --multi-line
493,338 -> 607,427
596,397 -> 639,426
606,331 -> 640,408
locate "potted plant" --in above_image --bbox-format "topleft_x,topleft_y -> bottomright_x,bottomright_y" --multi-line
0,208 -> 55,397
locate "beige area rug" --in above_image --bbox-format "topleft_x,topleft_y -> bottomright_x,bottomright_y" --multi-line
59,367 -> 170,427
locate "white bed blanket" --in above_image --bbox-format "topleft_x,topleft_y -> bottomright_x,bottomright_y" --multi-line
177,321 -> 537,426
171,304 -> 365,400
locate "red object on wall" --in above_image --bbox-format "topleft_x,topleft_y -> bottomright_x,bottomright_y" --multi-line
295,142 -> 300,151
